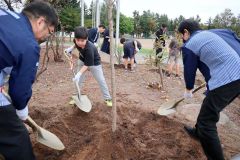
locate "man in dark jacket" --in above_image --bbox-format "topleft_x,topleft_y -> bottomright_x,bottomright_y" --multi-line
88,24 -> 105,47
0,2 -> 58,159
100,28 -> 110,54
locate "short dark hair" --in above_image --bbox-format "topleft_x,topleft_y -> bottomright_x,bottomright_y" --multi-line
161,24 -> 167,28
74,26 -> 88,39
120,38 -> 126,44
22,1 -> 58,27
98,24 -> 106,29
178,19 -> 201,35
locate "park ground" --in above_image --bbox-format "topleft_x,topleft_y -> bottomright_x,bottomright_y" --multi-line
29,39 -> 240,160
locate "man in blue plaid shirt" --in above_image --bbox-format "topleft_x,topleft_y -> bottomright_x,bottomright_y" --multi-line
178,19 -> 240,160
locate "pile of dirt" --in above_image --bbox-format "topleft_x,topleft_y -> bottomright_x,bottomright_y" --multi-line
32,103 -> 205,160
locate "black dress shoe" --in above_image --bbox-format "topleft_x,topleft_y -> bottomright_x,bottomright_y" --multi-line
184,125 -> 199,140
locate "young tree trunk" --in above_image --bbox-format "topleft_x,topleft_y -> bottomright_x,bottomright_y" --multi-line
53,32 -> 63,62
61,28 -> 65,57
55,32 -> 60,61
107,0 -> 117,132
36,39 -> 50,80
158,64 -> 164,90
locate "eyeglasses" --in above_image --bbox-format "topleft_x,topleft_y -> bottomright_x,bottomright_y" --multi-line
47,25 -> 54,35
44,20 -> 54,35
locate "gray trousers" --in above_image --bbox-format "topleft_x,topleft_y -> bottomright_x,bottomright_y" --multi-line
77,60 -> 111,100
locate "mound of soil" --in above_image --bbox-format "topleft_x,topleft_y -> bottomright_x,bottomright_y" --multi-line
32,104 -> 205,160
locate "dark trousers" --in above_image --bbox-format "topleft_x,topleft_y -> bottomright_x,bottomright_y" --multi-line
0,105 -> 35,160
195,79 -> 240,160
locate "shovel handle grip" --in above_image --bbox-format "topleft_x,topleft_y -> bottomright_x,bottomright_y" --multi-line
2,90 -> 40,131
177,82 -> 206,103
64,53 -> 74,72
192,82 -> 206,94
169,82 -> 206,110
26,116 -> 40,131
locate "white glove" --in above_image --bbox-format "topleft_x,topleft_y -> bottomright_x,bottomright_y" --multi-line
184,90 -> 193,99
135,47 -> 140,53
16,106 -> 28,121
64,46 -> 74,55
72,72 -> 82,82
94,43 -> 98,47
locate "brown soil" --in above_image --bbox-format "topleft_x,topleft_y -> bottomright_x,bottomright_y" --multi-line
29,49 -> 240,160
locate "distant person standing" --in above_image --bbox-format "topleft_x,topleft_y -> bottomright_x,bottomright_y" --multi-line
154,24 -> 167,58
88,24 -> 106,47
166,31 -> 182,78
100,28 -> 110,54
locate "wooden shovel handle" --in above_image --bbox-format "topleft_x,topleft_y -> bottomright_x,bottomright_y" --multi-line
192,82 -> 206,94
64,53 -> 74,71
2,90 -> 40,131
26,116 -> 40,131
171,82 -> 206,109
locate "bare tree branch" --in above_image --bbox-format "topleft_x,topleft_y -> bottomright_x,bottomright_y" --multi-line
36,39 -> 50,80
3,0 -> 15,11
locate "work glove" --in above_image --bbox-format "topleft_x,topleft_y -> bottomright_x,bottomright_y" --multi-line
72,72 -> 82,82
94,43 -> 98,47
16,106 -> 28,121
184,90 -> 193,99
135,47 -> 140,53
64,46 -> 74,56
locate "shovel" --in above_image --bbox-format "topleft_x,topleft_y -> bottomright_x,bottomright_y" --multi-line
2,90 -> 65,150
64,53 -> 92,112
157,83 -> 206,116
26,116 -> 65,150
231,154 -> 240,160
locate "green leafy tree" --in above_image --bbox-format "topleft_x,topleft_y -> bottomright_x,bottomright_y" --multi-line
133,10 -> 142,37
220,8 -> 234,27
100,0 -> 116,27
139,10 -> 156,37
60,6 -> 80,34
156,14 -> 169,28
119,14 -> 134,35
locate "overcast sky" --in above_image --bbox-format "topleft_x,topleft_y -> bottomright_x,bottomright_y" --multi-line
85,0 -> 240,23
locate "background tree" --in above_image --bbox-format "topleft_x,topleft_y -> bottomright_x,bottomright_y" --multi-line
220,8 -> 233,27
133,10 -> 142,37
156,14 -> 169,28
139,10 -> 156,37
59,6 -> 80,41
119,14 -> 134,35
0,0 -> 23,11
100,0 -> 116,27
